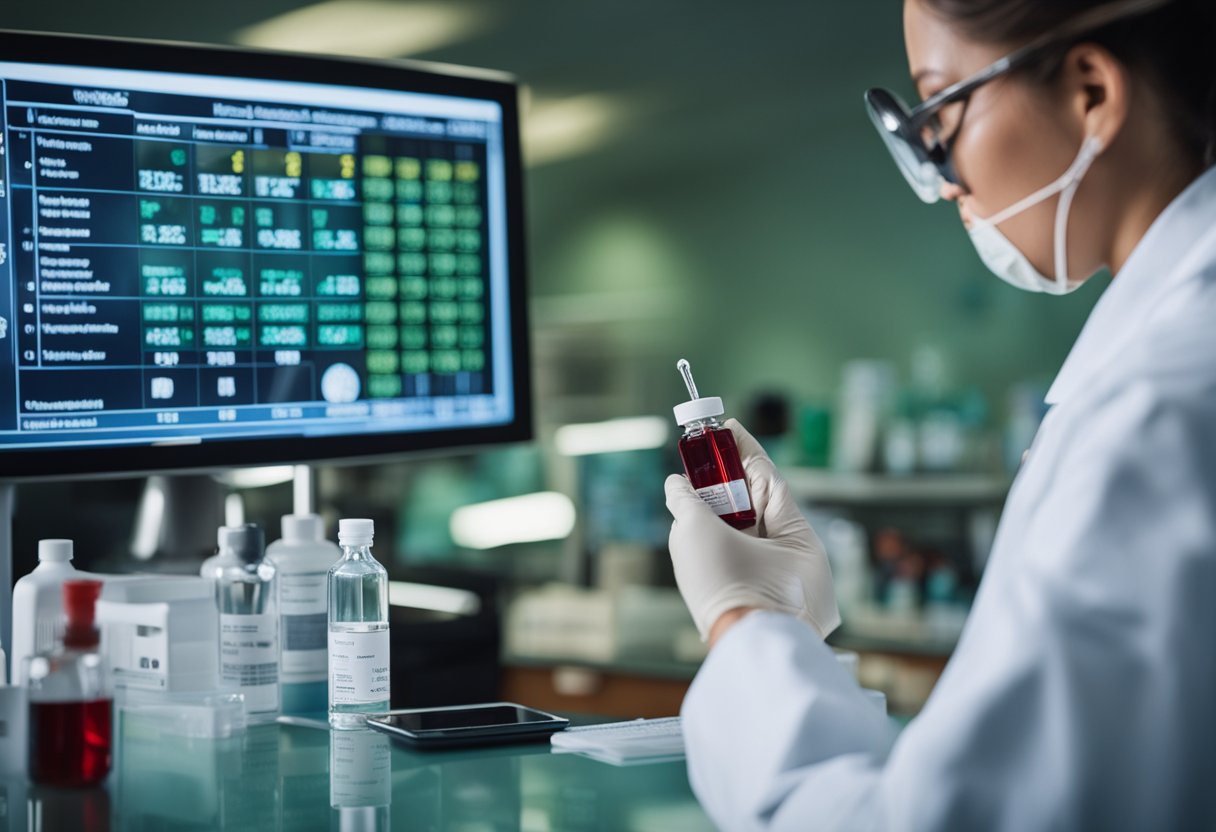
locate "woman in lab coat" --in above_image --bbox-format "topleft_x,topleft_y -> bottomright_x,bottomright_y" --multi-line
664,0 -> 1216,828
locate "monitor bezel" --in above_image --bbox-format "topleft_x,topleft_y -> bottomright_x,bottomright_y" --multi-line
0,30 -> 533,480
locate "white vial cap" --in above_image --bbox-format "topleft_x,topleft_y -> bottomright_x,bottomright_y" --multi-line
282,514 -> 324,543
673,396 -> 725,426
38,539 -> 73,563
338,518 -> 375,546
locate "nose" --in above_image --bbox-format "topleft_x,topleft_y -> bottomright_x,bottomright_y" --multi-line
939,181 -> 965,202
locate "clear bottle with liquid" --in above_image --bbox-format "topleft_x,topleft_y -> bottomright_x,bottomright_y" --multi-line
327,519 -> 390,729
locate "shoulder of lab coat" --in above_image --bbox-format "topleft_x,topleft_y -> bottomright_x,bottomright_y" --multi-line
682,274 -> 1216,831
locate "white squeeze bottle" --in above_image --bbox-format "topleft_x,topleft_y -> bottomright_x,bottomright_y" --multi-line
11,540 -> 81,686
266,514 -> 340,715
327,519 -> 390,729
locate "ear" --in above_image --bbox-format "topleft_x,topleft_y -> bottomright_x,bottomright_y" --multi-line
1061,43 -> 1129,150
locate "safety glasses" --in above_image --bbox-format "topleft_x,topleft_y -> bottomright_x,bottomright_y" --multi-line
864,0 -> 1173,203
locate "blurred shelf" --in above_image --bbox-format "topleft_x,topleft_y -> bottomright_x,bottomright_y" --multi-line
782,468 -> 1010,506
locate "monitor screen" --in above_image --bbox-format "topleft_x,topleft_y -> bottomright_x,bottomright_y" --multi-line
0,31 -> 530,479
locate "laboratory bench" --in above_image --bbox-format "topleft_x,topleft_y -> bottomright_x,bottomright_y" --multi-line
3,713 -> 712,831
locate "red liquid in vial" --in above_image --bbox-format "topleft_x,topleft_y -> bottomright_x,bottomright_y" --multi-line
29,699 -> 113,787
679,428 -> 757,529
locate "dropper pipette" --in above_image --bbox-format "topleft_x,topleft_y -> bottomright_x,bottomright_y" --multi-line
676,359 -> 699,400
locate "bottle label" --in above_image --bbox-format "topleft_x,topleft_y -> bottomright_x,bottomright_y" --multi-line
695,478 -> 752,516
328,629 -> 390,706
279,571 -> 328,683
220,613 -> 278,709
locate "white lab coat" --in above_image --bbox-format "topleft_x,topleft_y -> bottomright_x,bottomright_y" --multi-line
682,165 -> 1216,831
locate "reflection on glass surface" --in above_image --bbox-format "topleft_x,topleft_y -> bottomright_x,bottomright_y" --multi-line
27,783 -> 111,832
329,728 -> 391,832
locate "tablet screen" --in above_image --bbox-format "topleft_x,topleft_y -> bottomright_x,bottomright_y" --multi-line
379,705 -> 559,732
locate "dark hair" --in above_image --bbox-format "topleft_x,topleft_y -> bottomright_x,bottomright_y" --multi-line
919,0 -> 1216,167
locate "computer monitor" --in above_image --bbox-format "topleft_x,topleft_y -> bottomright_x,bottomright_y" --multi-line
0,30 -> 531,479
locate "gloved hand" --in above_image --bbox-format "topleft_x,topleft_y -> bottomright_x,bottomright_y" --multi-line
665,419 -> 841,641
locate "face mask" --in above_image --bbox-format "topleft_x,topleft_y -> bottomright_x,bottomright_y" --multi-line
967,136 -> 1104,295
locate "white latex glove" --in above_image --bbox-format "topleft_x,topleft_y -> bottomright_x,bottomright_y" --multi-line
665,419 -> 841,641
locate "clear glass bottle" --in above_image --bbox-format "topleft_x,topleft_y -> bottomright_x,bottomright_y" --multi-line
204,524 -> 280,722
673,359 -> 756,530
26,579 -> 112,787
327,519 -> 390,729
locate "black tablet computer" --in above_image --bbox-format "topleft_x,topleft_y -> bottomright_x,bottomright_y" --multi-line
364,702 -> 569,749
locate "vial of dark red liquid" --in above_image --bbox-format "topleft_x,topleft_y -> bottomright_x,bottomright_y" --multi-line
26,579 -> 112,787
673,359 -> 757,530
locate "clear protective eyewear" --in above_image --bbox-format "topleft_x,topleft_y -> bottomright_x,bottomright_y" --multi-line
864,0 -> 1173,204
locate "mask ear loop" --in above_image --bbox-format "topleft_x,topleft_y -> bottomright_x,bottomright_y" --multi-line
1052,136 -> 1104,289
970,135 -> 1105,232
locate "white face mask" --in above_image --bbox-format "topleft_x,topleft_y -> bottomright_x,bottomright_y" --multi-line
967,136 -> 1104,295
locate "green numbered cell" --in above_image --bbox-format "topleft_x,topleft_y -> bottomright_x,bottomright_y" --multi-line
458,277 -> 484,299
361,178 -> 394,202
401,351 -> 430,374
426,205 -> 456,227
364,226 -> 396,251
453,183 -> 479,204
397,204 -> 424,226
462,350 -> 486,372
399,326 -> 428,350
429,229 -> 457,252
259,269 -> 305,297
399,302 -> 428,325
397,253 -> 427,275
401,276 -> 428,300
425,159 -> 453,182
395,157 -> 421,180
202,268 -> 248,297
199,227 -> 244,248
455,161 -> 481,182
311,179 -> 358,201
364,301 -> 398,326
431,277 -> 457,299
203,325 -> 252,347
459,326 -> 485,348
432,350 -> 461,374
430,325 -> 458,348
364,276 -> 398,300
456,231 -> 482,253
397,227 -> 426,251
365,252 -> 395,276
316,274 -> 361,297
254,206 -> 274,228
364,202 -> 394,226
258,304 -> 309,323
430,301 -> 459,324
317,324 -> 364,347
314,228 -> 359,252
430,253 -> 457,277
141,262 -> 189,297
457,255 -> 483,276
368,374 -> 403,398
455,206 -> 483,228
396,180 -> 423,201
202,304 -> 252,323
316,303 -> 363,323
363,155 -> 393,178
259,325 -> 308,347
367,325 -> 399,350
460,302 -> 485,324
144,326 -> 194,348
425,181 -> 453,204
142,304 -> 194,322
366,350 -> 399,375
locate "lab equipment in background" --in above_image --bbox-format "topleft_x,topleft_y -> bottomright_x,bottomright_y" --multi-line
0,684 -> 27,777
96,575 -> 219,694
797,404 -> 833,468
330,728 -> 391,830
202,524 -> 280,722
328,519 -> 390,729
673,359 -> 756,530
26,580 -> 111,787
266,514 -> 340,714
11,539 -> 90,686
834,360 -> 897,473
822,517 -> 871,619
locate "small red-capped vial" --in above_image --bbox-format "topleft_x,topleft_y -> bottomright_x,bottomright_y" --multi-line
673,359 -> 756,530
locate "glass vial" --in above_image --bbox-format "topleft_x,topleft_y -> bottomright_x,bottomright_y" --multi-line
673,359 -> 757,530
204,524 -> 280,722
328,519 -> 390,729
26,579 -> 112,787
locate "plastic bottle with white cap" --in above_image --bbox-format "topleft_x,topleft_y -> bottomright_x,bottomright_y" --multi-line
11,540 -> 84,686
327,519 -> 390,729
266,514 -> 341,714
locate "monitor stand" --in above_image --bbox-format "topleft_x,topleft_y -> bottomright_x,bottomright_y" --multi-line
130,474 -> 226,569
0,482 -> 12,675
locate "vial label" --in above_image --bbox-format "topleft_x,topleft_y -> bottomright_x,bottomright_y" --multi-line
220,613 -> 279,711
695,479 -> 752,516
279,571 -> 328,683
328,629 -> 391,705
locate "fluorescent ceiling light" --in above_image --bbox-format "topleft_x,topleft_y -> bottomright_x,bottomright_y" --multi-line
523,93 -> 624,167
450,491 -> 576,550
217,465 -> 297,489
235,0 -> 490,58
554,416 -> 669,456
388,581 -> 481,616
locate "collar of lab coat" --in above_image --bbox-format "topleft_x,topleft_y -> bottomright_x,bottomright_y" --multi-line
1045,164 -> 1216,407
